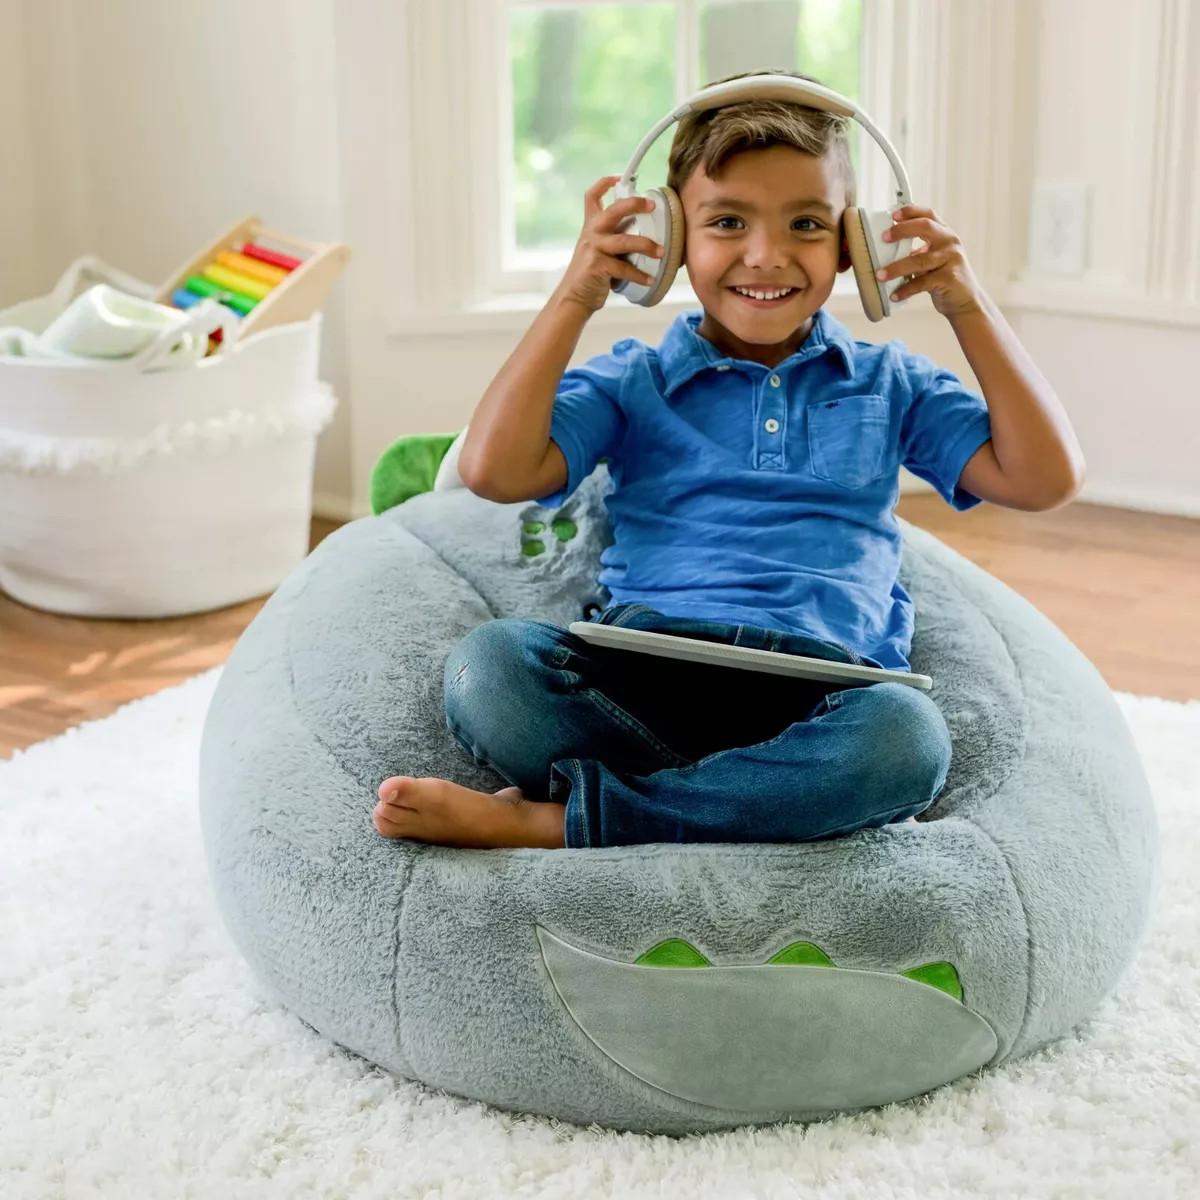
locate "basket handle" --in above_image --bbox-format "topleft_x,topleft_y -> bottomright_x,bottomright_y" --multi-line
122,300 -> 240,371
49,256 -> 158,310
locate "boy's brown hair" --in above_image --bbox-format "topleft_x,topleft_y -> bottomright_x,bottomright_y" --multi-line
666,69 -> 856,208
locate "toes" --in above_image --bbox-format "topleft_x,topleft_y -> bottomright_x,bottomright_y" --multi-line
374,799 -> 416,838
378,775 -> 411,803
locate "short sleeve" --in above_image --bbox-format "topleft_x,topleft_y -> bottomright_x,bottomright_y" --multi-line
536,338 -> 636,508
899,351 -> 993,512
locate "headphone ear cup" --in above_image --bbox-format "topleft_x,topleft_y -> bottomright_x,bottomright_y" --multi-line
843,207 -> 886,322
635,186 -> 685,307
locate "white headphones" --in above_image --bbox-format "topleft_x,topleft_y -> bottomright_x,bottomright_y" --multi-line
611,73 -> 913,321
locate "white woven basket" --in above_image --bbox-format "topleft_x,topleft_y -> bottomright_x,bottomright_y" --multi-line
0,261 -> 336,618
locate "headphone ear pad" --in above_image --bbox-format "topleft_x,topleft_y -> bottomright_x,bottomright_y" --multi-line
843,207 -> 886,322
637,185 -> 685,307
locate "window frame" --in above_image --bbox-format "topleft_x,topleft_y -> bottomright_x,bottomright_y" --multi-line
388,0 -> 1021,330
483,0 -> 902,301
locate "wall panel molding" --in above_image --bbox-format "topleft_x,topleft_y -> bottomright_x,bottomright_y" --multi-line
1147,0 -> 1200,304
884,0 -> 1025,296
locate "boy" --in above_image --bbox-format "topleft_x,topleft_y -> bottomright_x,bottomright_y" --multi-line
374,72 -> 1085,851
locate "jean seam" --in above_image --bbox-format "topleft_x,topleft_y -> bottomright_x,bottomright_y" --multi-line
561,758 -> 589,847
585,688 -> 691,769
544,648 -> 686,768
608,604 -> 657,628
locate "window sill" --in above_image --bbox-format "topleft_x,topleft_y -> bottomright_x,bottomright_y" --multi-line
388,275 -> 881,337
1006,277 -> 1200,330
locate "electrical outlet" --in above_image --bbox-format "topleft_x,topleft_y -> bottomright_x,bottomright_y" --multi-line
1028,182 -> 1088,275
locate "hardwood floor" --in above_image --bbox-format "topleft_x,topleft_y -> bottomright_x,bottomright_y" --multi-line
894,495 -> 1200,705
0,518 -> 340,759
1,501 -> 1197,758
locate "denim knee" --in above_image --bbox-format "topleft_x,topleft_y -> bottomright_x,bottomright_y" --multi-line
442,618 -> 563,744
837,682 -> 952,813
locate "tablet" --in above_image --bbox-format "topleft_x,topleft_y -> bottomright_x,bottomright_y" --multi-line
567,622 -> 933,691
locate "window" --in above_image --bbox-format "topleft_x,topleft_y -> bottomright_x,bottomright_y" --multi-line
506,0 -> 868,288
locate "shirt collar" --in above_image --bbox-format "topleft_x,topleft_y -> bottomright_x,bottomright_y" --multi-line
658,306 -> 857,397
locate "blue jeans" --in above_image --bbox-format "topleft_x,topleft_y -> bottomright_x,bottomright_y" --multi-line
443,603 -> 952,849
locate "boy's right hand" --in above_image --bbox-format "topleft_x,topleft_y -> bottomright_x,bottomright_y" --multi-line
553,176 -> 665,314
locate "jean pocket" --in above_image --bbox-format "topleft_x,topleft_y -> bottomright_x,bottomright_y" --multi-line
598,603 -> 661,628
806,395 -> 891,489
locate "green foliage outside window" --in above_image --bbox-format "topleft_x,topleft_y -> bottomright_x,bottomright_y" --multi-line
511,0 -> 863,252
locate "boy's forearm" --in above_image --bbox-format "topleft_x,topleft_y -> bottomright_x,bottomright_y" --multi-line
459,291 -> 592,495
948,291 -> 1085,502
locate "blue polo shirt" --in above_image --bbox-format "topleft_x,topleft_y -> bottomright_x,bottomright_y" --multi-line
537,307 -> 992,671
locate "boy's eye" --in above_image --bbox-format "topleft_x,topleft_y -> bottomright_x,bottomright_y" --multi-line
711,216 -> 743,230
793,217 -> 822,232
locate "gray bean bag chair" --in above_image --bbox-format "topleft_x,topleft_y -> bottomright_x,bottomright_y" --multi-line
199,467 -> 1159,1135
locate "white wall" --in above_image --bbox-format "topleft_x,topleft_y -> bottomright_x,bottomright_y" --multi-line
0,0 -> 40,307
12,0 -> 353,505
1008,0 -> 1200,517
6,0 -> 1199,519
1011,310 -> 1200,513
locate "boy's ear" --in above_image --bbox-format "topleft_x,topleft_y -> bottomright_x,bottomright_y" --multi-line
837,230 -> 853,274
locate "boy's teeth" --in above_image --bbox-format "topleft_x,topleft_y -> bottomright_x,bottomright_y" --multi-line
735,286 -> 793,300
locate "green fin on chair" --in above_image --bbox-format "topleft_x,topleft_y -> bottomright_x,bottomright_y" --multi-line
636,939 -> 713,968
766,941 -> 836,967
369,432 -> 461,515
900,961 -> 964,1002
634,936 -> 965,1002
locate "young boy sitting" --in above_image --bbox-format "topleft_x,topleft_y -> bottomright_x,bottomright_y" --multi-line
373,71 -> 1085,851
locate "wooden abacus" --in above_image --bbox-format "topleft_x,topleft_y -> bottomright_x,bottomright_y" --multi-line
157,216 -> 351,342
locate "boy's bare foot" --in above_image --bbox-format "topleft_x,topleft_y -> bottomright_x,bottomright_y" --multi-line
374,776 -> 566,849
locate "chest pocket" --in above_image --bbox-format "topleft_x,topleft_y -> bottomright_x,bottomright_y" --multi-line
806,395 -> 891,489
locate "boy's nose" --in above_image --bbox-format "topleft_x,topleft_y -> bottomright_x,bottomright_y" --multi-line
742,232 -> 789,270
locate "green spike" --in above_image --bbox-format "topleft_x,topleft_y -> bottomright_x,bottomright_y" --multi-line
521,539 -> 546,557
551,518 -> 578,542
766,942 -> 835,967
523,521 -> 546,534
635,939 -> 712,968
900,961 -> 963,1002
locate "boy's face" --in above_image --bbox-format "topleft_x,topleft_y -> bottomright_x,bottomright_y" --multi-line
679,145 -> 852,355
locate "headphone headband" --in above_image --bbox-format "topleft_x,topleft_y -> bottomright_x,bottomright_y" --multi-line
617,73 -> 910,209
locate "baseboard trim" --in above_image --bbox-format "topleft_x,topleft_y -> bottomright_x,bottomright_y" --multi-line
1078,483 -> 1200,520
312,491 -> 371,523
312,480 -> 1200,523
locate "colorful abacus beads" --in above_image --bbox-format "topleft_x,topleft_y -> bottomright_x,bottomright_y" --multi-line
214,251 -> 288,287
183,275 -> 257,315
172,240 -> 303,320
240,243 -> 304,273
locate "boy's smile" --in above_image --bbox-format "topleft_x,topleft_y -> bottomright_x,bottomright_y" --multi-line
679,144 -> 852,368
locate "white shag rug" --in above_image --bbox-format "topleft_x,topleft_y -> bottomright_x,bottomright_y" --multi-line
2,671 -> 1198,1200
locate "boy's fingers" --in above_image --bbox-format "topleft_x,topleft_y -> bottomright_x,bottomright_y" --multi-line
584,175 -> 621,214
596,195 -> 655,229
885,217 -> 948,244
608,258 -> 657,286
876,247 -> 948,280
892,204 -> 937,221
889,274 -> 933,303
596,232 -> 664,258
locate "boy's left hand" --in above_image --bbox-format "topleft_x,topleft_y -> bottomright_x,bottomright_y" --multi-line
878,206 -> 985,318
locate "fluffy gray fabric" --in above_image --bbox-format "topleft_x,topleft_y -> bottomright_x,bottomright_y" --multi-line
199,468 -> 1159,1134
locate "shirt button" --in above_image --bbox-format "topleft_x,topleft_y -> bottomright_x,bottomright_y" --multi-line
769,373 -> 781,388
764,418 -> 780,433
716,364 -> 731,371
